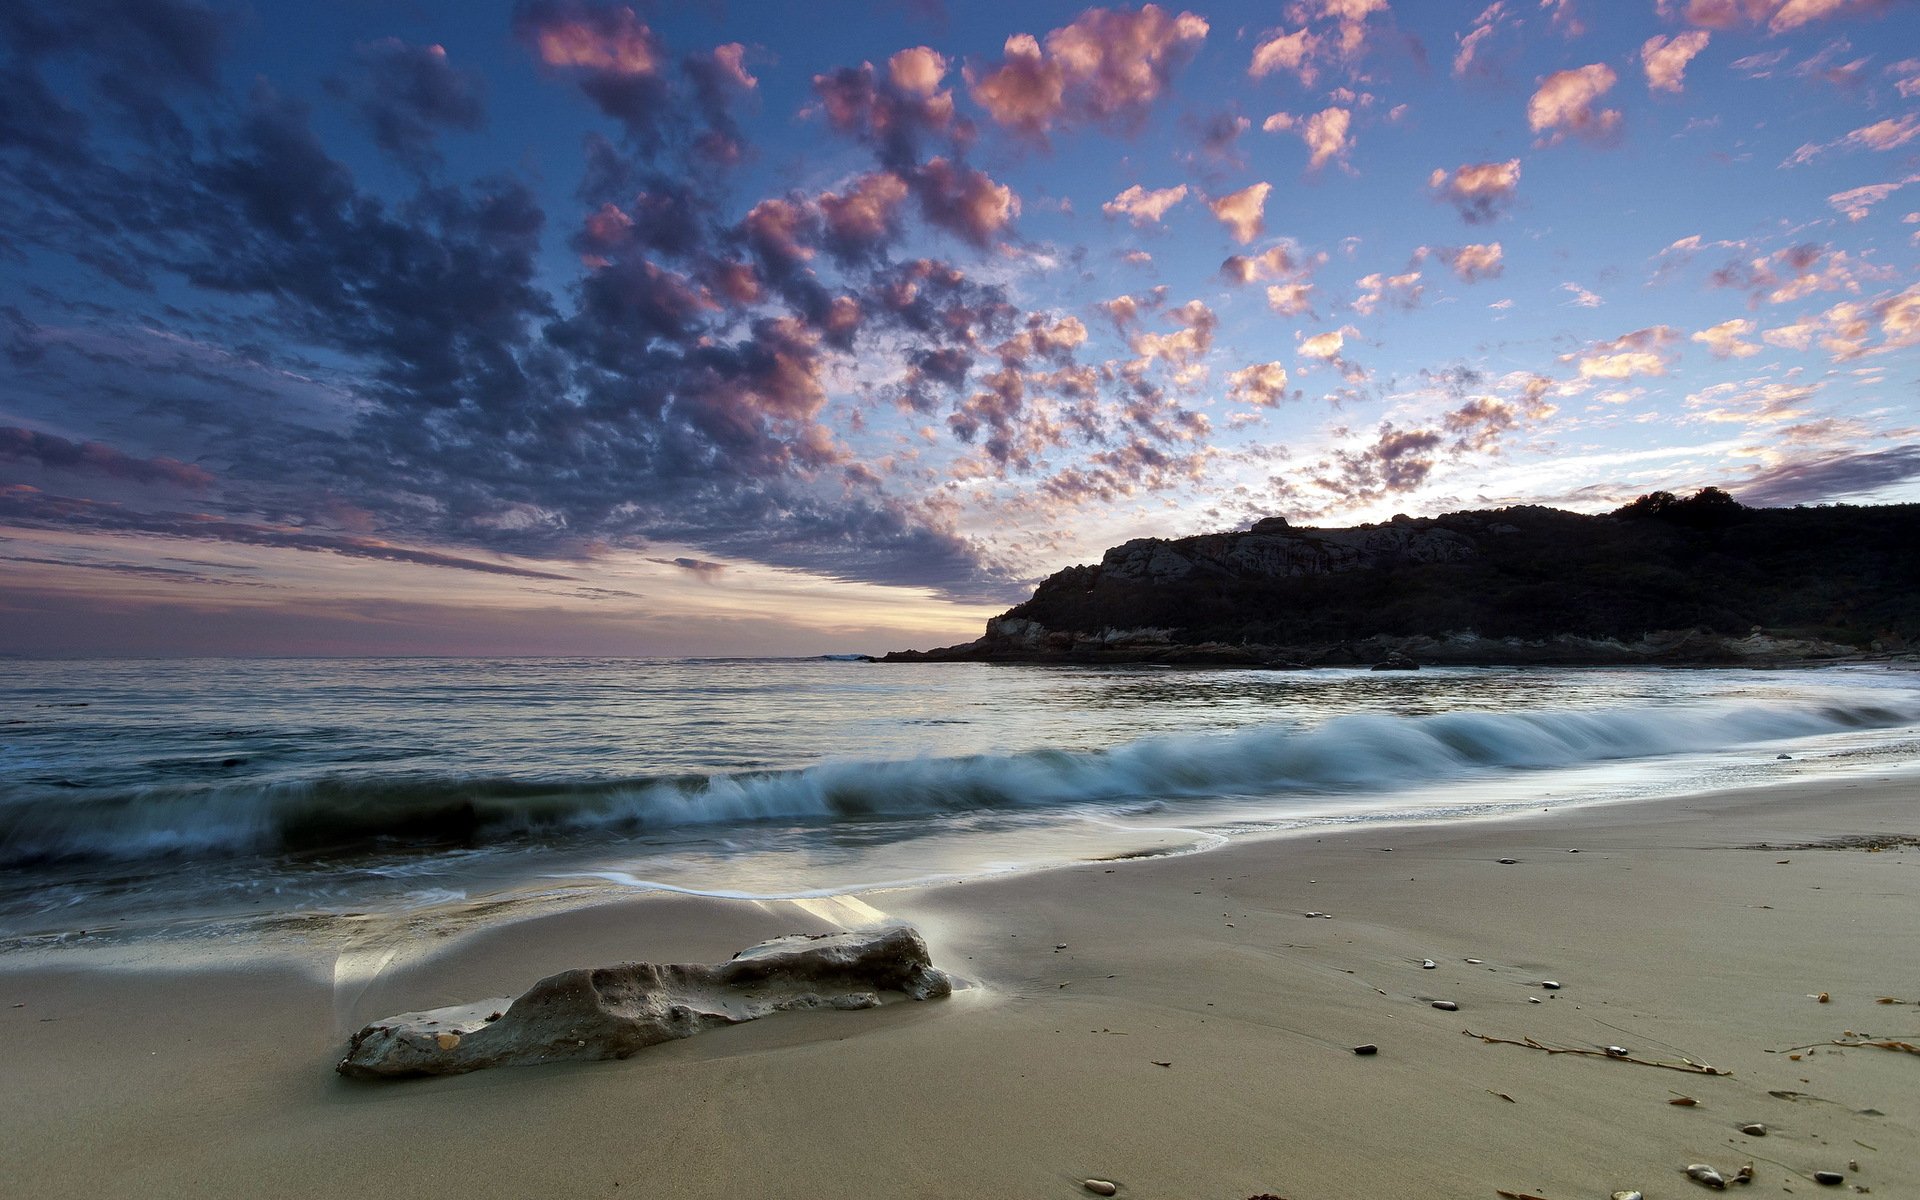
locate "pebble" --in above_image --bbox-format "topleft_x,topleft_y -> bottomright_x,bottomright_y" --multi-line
1466,957 -> 1485,964
1739,1122 -> 1767,1136
1605,1045 -> 1629,1057
1304,911 -> 1332,918
1541,980 -> 1562,990
1432,1000 -> 1458,1011
1422,958 -> 1437,969
1082,1180 -> 1118,1196
1352,1043 -> 1378,1055
1529,997 -> 1542,1004
1684,1163 -> 1726,1189
1612,1192 -> 1645,1200
1497,858 -> 1519,864
1813,1171 -> 1845,1186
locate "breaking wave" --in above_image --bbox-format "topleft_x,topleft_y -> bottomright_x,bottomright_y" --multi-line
3,698 -> 1912,866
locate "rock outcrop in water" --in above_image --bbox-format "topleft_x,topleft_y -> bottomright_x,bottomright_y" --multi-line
338,925 -> 952,1079
885,492 -> 1920,667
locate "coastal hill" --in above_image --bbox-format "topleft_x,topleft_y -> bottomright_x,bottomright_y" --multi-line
885,490 -> 1920,666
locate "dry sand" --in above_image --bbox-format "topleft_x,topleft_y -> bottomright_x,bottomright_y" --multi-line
4,772 -> 1916,1199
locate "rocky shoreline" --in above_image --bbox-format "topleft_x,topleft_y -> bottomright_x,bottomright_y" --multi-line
881,618 -> 1889,669
882,495 -> 1920,670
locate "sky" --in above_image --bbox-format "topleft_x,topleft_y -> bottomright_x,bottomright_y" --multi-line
2,0 -> 1917,657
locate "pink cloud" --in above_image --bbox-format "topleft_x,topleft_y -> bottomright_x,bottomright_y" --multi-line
1209,182 -> 1271,244
1527,63 -> 1621,145
1564,325 -> 1682,379
967,5 -> 1208,140
1430,242 -> 1505,281
1228,362 -> 1292,406
1691,317 -> 1763,357
1661,0 -> 1890,34
1352,270 -> 1423,315
1827,175 -> 1920,220
1784,113 -> 1920,165
1642,30 -> 1711,93
1266,282 -> 1315,315
914,158 -> 1020,247
1302,106 -> 1355,170
888,46 -> 949,96
1250,28 -> 1320,84
1429,159 -> 1521,223
1102,183 -> 1189,225
531,7 -> 660,75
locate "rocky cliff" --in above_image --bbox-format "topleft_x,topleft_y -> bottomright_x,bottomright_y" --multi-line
885,493 -> 1920,667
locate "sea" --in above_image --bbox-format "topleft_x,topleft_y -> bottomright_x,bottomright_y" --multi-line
4,657 -> 1919,955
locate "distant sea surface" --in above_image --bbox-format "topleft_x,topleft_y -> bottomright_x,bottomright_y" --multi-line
4,657 -> 1918,950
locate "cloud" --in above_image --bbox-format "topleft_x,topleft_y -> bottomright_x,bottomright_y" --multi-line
965,5 -> 1208,141
1248,0 -> 1391,87
1227,361 -> 1292,406
1708,242 -> 1885,305
1352,270 -> 1423,315
912,158 -> 1020,247
0,427 -> 213,489
1250,29 -> 1320,84
1691,317 -> 1763,357
650,555 -> 727,576
1299,106 -> 1355,170
1783,113 -> 1920,166
888,46 -> 948,96
333,39 -> 486,170
1429,242 -> 1504,281
1299,327 -> 1351,360
1641,31 -> 1710,93
1659,0 -> 1891,35
1209,182 -> 1271,243
1266,283 -> 1316,315
1527,64 -> 1621,145
1562,282 -> 1605,306
0,485 -> 578,579
1540,0 -> 1587,37
1827,175 -> 1920,220
1565,325 -> 1682,379
1102,183 -> 1188,225
1429,159 -> 1521,223
1734,443 -> 1920,506
1454,3 -> 1518,79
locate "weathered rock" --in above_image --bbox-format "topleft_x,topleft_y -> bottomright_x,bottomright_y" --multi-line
1432,1000 -> 1458,1011
338,925 -> 952,1079
1082,1180 -> 1118,1196
1813,1171 -> 1845,1185
1739,1122 -> 1767,1136
1689,1159 -> 1735,1190
1685,1163 -> 1727,1189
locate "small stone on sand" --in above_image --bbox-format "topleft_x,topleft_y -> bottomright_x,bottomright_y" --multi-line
1541,980 -> 1561,990
1812,1171 -> 1844,1186
1083,1179 -> 1118,1196
1432,1000 -> 1458,1011
1738,1122 -> 1766,1136
1498,858 -> 1519,865
1684,1163 -> 1726,1188
1422,959 -> 1437,969
1352,1043 -> 1378,1055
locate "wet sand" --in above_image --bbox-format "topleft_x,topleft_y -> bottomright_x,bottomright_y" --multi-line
4,772 -> 1917,1198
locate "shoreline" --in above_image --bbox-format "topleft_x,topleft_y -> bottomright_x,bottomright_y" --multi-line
6,770 -> 1918,1197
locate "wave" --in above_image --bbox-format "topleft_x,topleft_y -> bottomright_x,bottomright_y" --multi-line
2,698 -> 1912,867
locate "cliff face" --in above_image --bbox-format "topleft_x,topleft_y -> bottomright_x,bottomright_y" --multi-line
885,496 -> 1920,667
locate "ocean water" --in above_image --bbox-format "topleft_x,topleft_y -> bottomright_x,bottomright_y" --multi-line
3,657 -> 1919,949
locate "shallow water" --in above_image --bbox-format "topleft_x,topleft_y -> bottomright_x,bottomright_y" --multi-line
3,657 -> 1918,945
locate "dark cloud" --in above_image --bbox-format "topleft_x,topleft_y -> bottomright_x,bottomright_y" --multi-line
0,426 -> 212,489
0,486 -> 579,578
650,555 -> 725,575
331,39 -> 486,170
1734,444 -> 1920,507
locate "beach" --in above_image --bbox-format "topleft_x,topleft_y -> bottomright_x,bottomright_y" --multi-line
5,770 -> 1915,1199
